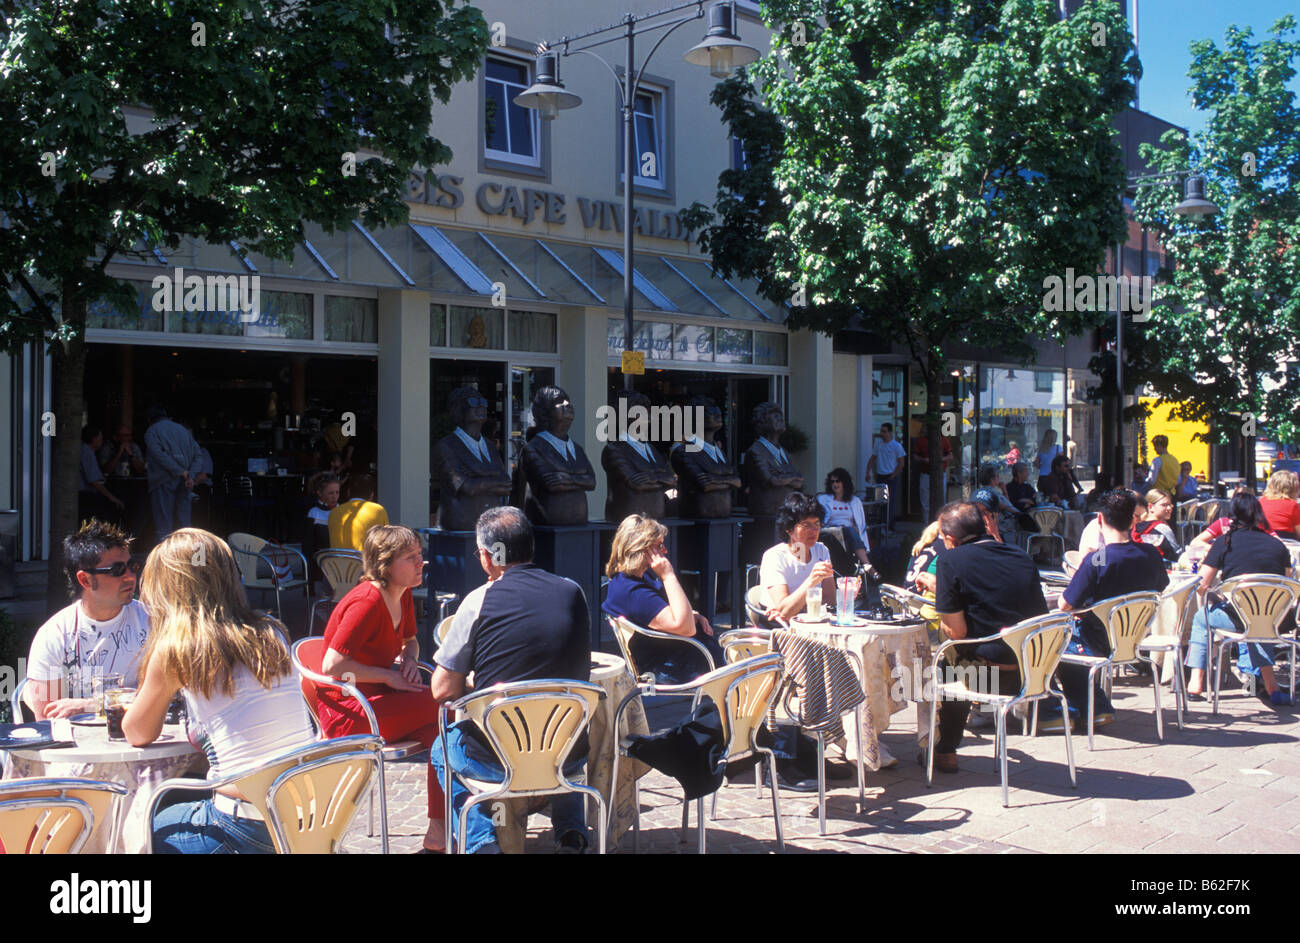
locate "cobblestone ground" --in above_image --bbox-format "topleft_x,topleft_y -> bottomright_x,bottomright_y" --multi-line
344,666 -> 1300,854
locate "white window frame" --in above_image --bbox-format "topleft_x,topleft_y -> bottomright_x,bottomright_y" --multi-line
484,54 -> 542,168
620,87 -> 667,191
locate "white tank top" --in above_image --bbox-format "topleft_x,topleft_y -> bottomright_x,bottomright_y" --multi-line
183,666 -> 315,780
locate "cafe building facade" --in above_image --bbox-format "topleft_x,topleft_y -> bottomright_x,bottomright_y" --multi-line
2,0 -> 832,561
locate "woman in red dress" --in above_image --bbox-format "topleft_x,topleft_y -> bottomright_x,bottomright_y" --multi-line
319,524 -> 445,851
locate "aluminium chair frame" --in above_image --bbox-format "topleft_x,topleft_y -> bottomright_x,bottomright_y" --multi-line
610,653 -> 786,854
0,778 -> 128,854
438,679 -> 607,855
309,549 -> 363,633
926,612 -> 1078,807
147,734 -> 383,854
1207,574 -> 1300,714
1058,591 -> 1163,749
1025,507 -> 1066,568
607,614 -> 716,684
290,637 -> 436,854
1137,575 -> 1200,729
229,532 -> 311,620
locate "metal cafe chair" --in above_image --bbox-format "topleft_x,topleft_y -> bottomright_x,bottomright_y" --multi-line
926,611 -> 1077,807
148,735 -> 382,854
1058,591 -> 1163,749
291,638 -> 434,853
1208,575 -> 1300,714
1138,575 -> 1200,728
0,778 -> 128,854
310,549 -> 363,632
229,531 -> 310,620
1025,507 -> 1065,567
610,653 -> 786,854
607,614 -> 716,683
1174,500 -> 1200,545
439,680 -> 607,855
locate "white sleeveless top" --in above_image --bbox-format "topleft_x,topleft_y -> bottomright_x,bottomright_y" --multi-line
183,666 -> 315,780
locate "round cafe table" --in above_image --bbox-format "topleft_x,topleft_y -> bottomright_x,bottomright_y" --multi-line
488,652 -> 650,853
4,722 -> 204,854
789,612 -> 931,771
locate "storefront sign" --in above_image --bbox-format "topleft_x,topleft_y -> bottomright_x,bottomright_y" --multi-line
407,170 -> 690,241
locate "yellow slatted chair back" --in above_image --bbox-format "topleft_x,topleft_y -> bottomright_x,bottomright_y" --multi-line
435,615 -> 456,648
1031,507 -> 1063,533
228,532 -> 268,584
0,797 -> 94,854
1221,576 -> 1300,642
1156,576 -> 1199,640
0,779 -> 125,854
720,631 -> 772,664
691,654 -> 783,764
1091,592 -> 1160,663
267,749 -> 378,854
1000,613 -> 1074,699
318,552 -> 363,602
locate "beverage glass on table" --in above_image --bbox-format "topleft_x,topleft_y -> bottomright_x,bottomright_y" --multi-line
834,577 -> 860,624
104,687 -> 136,741
806,586 -> 823,620
93,672 -> 124,718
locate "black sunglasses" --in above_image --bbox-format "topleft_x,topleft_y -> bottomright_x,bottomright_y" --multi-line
465,396 -> 487,407
85,559 -> 143,578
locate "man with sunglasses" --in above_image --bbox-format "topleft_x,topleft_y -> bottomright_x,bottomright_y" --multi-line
23,520 -> 151,720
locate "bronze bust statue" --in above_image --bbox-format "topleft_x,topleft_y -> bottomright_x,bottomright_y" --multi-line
601,390 -> 677,521
743,401 -> 803,517
432,387 -> 512,532
511,385 -> 596,526
670,396 -> 741,519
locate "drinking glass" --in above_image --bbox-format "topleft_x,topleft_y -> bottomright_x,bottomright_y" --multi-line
92,672 -> 124,718
104,687 -> 136,741
806,586 -> 823,620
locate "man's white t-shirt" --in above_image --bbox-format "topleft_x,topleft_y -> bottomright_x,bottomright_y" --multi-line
760,541 -> 830,596
26,599 -> 151,698
1078,518 -> 1102,556
873,439 -> 906,476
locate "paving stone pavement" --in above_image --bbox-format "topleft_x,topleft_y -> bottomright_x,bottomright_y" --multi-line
343,672 -> 1300,854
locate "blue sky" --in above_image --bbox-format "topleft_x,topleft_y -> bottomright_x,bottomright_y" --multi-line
1133,0 -> 1299,137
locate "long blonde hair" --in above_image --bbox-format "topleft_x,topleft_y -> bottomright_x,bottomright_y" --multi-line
606,514 -> 668,578
1264,469 -> 1299,501
138,529 -> 291,698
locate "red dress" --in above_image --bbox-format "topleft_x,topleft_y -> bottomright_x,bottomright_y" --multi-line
320,581 -> 444,818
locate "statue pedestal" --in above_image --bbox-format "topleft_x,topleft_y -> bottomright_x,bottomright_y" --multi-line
535,522 -> 616,648
416,528 -> 484,653
678,516 -> 751,631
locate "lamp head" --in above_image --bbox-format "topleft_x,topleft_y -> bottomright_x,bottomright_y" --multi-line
513,53 -> 582,118
684,3 -> 761,78
1174,173 -> 1220,217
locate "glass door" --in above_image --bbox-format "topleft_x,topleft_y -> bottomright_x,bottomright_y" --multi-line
509,364 -> 555,471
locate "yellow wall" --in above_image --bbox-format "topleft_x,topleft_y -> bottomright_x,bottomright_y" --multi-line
1140,397 -> 1209,479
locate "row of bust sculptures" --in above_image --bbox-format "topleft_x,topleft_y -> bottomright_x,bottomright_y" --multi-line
431,385 -> 803,531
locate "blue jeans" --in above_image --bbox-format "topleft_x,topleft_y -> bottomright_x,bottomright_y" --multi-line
1057,618 -> 1114,716
151,478 -> 192,539
431,721 -> 587,854
1187,604 -> 1274,674
152,798 -> 275,854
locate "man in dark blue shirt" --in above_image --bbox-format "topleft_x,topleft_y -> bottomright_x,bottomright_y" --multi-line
1055,489 -> 1169,725
431,506 -> 592,853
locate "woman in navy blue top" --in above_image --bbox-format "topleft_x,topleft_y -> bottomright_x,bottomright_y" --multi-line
603,514 -> 724,682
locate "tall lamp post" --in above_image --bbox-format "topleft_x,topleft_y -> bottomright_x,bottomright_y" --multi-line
1115,170 -> 1219,486
514,1 -> 760,390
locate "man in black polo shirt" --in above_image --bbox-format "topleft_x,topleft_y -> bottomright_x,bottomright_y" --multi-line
1054,489 -> 1169,728
430,506 -> 592,853
932,502 -> 1047,772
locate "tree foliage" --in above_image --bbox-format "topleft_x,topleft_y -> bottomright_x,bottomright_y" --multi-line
683,0 -> 1138,513
1119,16 -> 1300,447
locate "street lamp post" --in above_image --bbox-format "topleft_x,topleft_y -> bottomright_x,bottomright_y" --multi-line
1116,170 -> 1219,487
514,1 -> 759,390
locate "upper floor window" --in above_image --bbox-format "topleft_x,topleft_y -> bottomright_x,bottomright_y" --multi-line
731,135 -> 750,171
621,90 -> 667,190
485,57 -> 540,166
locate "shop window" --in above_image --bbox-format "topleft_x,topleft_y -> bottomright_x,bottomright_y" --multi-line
673,323 -> 713,362
715,327 -> 753,364
507,309 -> 556,353
754,331 -> 787,366
86,280 -> 163,331
484,56 -> 540,167
431,303 -> 448,346
1034,370 -> 1053,393
324,295 -> 378,343
450,305 -> 504,349
247,290 -> 312,340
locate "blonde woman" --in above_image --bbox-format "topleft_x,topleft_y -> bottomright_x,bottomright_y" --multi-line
318,524 -> 445,852
1260,469 -> 1300,540
1134,489 -> 1182,561
602,514 -> 722,680
123,529 -> 314,853
906,521 -> 944,594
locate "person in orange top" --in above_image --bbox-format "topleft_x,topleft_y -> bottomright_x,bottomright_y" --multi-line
328,474 -> 389,550
1259,470 -> 1300,540
318,524 -> 444,852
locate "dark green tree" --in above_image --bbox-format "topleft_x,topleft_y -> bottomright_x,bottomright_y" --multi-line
1117,16 -> 1300,483
684,0 -> 1137,516
0,0 -> 488,601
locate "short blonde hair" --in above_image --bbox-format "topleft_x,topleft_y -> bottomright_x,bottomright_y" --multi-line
1264,469 -> 1299,501
361,525 -> 419,586
606,514 -> 668,578
912,520 -> 941,559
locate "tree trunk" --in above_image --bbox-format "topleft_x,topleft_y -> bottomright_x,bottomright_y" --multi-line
45,285 -> 88,611
925,366 -> 946,524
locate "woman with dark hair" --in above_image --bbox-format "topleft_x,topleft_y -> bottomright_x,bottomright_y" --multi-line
817,467 -> 873,569
1185,491 -> 1294,705
760,492 -> 836,623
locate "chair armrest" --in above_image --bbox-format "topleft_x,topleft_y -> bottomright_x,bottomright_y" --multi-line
295,664 -> 382,735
